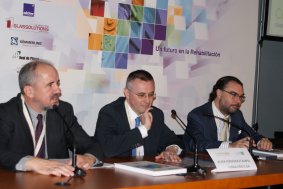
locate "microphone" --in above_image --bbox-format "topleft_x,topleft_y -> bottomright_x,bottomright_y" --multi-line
53,105 -> 86,178
203,114 -> 256,158
171,110 -> 206,176
252,122 -> 259,132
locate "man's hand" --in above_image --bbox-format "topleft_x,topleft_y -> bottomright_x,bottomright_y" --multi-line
25,157 -> 74,177
155,146 -> 181,163
257,138 -> 273,150
140,107 -> 153,130
72,154 -> 96,170
229,137 -> 255,148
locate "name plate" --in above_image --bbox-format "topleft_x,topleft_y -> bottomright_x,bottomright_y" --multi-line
207,148 -> 257,173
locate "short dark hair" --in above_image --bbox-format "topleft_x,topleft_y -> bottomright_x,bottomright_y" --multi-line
18,59 -> 54,94
208,76 -> 243,102
126,70 -> 154,89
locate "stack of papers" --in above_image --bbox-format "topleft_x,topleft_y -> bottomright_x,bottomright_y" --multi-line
252,148 -> 283,160
114,161 -> 187,176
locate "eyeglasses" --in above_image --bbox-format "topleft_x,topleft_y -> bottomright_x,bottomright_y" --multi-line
221,89 -> 246,103
128,89 -> 156,99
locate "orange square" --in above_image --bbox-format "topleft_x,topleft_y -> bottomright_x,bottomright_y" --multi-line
88,33 -> 103,50
167,15 -> 174,25
132,0 -> 144,6
104,18 -> 117,35
174,6 -> 183,16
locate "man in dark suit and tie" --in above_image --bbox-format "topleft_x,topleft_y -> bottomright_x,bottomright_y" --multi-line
183,76 -> 272,152
0,60 -> 102,176
94,70 -> 182,162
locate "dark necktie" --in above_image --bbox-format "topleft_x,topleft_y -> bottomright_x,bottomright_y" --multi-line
35,114 -> 45,158
132,116 -> 141,156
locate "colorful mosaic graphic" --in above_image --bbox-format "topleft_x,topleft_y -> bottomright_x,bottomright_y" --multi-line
88,0 -> 168,69
0,0 -> 259,135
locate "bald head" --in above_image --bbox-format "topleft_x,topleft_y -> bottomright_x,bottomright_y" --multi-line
19,60 -> 56,94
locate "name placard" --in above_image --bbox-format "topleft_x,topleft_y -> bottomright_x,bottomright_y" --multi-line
207,148 -> 257,173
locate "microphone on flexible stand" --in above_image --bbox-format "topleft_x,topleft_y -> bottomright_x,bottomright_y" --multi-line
53,105 -> 86,186
203,114 -> 257,159
252,123 -> 259,132
171,110 -> 206,176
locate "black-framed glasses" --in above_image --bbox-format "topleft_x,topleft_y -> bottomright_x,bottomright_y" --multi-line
128,89 -> 156,99
221,89 -> 246,103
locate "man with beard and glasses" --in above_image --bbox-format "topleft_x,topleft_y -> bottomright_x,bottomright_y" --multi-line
94,70 -> 183,163
183,76 -> 272,152
0,60 -> 102,176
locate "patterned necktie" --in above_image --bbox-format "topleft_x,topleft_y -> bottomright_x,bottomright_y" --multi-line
132,116 -> 141,156
220,118 -> 229,141
35,114 -> 45,158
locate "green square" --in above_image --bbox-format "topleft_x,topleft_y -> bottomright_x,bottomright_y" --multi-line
117,20 -> 130,36
103,35 -> 116,51
131,5 -> 143,22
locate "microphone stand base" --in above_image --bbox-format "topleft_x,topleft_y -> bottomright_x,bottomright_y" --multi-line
177,165 -> 207,177
54,182 -> 71,187
251,154 -> 259,161
74,167 -> 86,177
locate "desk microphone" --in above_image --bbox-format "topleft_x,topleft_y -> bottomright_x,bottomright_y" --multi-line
252,122 -> 259,132
53,105 -> 86,180
171,110 -> 206,176
203,114 -> 256,158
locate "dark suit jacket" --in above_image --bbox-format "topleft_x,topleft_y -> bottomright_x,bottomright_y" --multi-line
94,97 -> 182,157
183,102 -> 263,152
0,93 -> 102,170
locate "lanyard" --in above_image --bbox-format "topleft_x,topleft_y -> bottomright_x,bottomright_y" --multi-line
21,95 -> 46,157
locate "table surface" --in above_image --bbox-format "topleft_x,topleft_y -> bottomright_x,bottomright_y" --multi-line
0,156 -> 283,189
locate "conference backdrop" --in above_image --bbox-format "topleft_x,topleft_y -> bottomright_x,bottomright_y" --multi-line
0,0 -> 259,135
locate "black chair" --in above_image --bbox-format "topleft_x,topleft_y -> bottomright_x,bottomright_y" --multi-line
273,131 -> 283,148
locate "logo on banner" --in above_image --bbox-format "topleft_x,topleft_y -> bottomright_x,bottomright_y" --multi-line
6,18 -> 49,33
10,37 -> 43,47
12,50 -> 39,61
12,51 -> 21,59
23,3 -> 35,17
11,37 -> 18,45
